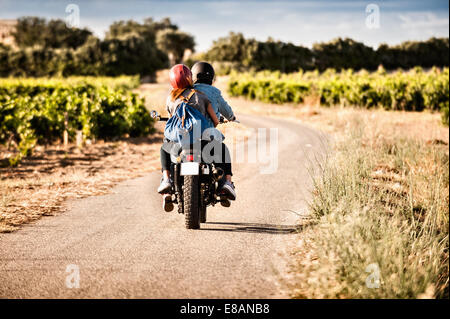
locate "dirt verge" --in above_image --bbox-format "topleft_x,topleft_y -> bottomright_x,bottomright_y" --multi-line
0,133 -> 163,232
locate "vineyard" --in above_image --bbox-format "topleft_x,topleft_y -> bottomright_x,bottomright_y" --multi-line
0,76 -> 153,166
228,67 -> 450,124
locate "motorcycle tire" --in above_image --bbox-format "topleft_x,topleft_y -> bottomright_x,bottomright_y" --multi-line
182,175 -> 200,229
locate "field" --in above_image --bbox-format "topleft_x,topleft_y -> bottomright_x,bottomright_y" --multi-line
228,67 -> 449,125
0,76 -> 152,166
0,76 -> 161,232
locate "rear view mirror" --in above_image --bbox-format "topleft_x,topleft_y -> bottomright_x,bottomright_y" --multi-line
150,110 -> 160,119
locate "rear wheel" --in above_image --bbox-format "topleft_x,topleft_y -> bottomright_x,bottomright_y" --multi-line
182,175 -> 200,229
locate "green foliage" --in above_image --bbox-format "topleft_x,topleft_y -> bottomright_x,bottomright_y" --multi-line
13,17 -> 92,49
1,31 -> 168,78
106,17 -> 177,42
252,39 -> 313,72
206,33 -> 449,73
99,34 -> 168,76
313,37 -> 378,71
107,17 -> 193,66
0,46 -> 72,77
156,29 -> 195,64
0,77 -> 153,164
205,32 -> 257,68
205,32 -> 313,73
228,68 -> 449,123
1,16 -> 196,78
378,38 -> 450,70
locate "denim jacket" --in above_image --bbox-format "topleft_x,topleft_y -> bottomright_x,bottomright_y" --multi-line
194,83 -> 235,124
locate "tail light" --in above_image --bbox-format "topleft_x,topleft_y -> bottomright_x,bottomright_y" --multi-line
185,154 -> 194,162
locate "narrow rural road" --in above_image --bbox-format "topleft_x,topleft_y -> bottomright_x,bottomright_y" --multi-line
0,114 -> 326,298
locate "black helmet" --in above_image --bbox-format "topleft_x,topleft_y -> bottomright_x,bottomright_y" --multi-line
191,61 -> 215,84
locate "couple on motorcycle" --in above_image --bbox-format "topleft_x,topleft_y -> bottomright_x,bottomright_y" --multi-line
157,62 -> 237,212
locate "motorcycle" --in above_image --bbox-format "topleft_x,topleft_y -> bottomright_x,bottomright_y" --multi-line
151,110 -> 238,229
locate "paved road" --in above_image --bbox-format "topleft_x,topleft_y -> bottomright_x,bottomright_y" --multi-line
0,114 -> 326,298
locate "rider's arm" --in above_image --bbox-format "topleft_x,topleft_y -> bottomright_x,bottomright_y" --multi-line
217,92 -> 235,121
207,102 -> 220,127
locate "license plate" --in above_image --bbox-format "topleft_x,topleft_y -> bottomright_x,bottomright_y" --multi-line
180,162 -> 199,176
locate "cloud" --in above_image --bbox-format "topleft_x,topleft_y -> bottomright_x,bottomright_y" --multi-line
1,0 -> 448,51
399,12 -> 449,29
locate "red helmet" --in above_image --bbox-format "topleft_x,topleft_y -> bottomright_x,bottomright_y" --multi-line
169,64 -> 193,89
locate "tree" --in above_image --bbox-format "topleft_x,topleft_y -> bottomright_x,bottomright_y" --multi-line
3,16 -> 198,77
106,20 -> 150,40
377,37 -> 449,69
106,17 -> 178,43
312,38 -> 378,71
12,17 -> 91,49
99,34 -> 168,76
251,39 -> 313,72
73,36 -> 104,75
106,17 -> 185,65
156,29 -> 195,64
205,32 -> 256,66
12,17 -> 46,47
44,20 -> 92,49
205,32 -> 313,72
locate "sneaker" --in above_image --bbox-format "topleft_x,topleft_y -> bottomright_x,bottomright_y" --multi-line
219,181 -> 236,201
157,177 -> 173,194
162,194 -> 174,212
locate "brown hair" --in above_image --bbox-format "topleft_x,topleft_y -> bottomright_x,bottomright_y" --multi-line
170,86 -> 194,102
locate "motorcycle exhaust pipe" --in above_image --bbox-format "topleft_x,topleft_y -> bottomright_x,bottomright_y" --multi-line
212,167 -> 224,181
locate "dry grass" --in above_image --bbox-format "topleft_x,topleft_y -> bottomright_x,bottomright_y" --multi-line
285,111 -> 448,299
291,118 -> 448,298
217,75 -> 449,298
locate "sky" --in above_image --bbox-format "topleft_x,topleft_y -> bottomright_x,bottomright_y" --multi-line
0,0 -> 448,51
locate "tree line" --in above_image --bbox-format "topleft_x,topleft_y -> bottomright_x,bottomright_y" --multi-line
201,32 -> 449,73
1,18 -> 448,78
0,17 -> 195,78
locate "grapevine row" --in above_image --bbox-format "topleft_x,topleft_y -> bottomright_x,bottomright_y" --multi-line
228,67 -> 449,124
0,76 -> 152,165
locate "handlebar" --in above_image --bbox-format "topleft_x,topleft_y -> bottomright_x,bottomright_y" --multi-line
219,115 -> 240,124
150,110 -> 239,124
150,110 -> 168,121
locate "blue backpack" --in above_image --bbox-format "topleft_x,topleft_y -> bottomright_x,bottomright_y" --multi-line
164,89 -> 213,146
